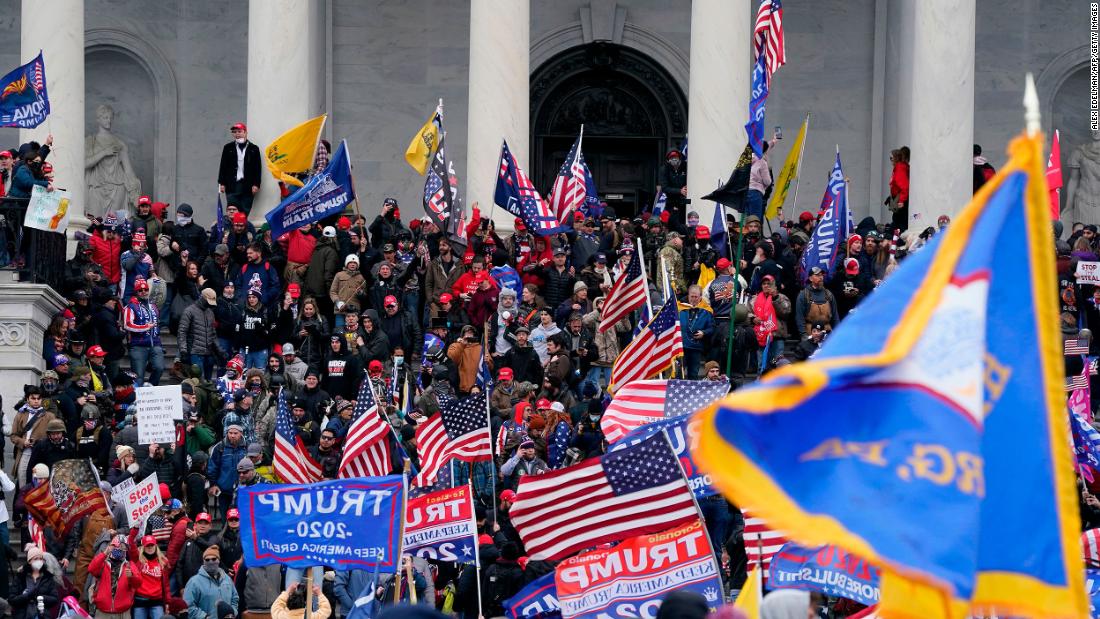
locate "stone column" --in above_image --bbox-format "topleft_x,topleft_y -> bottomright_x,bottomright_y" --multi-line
686,0 -> 751,227
906,0 -> 975,230
247,0 -> 322,224
466,0 -> 529,231
22,0 -> 86,235
0,283 -> 65,434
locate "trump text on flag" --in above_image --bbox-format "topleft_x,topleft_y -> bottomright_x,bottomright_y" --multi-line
403,485 -> 478,564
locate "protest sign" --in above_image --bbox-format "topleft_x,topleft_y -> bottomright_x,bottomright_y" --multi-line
239,476 -> 404,571
23,184 -> 71,233
136,385 -> 182,444
555,519 -> 722,619
1078,261 -> 1100,285
403,485 -> 477,564
505,572 -> 561,619
121,473 -> 162,529
111,477 -> 135,502
612,414 -> 715,498
768,543 -> 881,606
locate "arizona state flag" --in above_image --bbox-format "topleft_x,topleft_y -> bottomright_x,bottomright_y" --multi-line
693,132 -> 1087,618
265,114 -> 327,187
406,106 -> 442,175
765,114 -> 808,220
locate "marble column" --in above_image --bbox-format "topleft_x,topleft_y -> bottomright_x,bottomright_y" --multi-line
466,0 -> 529,231
906,0 -> 975,230
686,0 -> 751,227
247,0 -> 322,224
22,0 -> 87,237
0,283 -> 65,434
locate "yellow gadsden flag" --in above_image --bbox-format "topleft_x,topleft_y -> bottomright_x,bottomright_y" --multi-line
265,114 -> 327,187
765,114 -> 809,220
405,107 -> 441,175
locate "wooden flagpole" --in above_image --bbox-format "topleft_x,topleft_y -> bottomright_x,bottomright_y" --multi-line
788,113 -> 810,221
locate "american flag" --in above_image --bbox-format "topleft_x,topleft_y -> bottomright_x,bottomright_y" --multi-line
609,300 -> 684,392
412,394 -> 493,486
547,132 -> 587,228
1067,373 -> 1090,392
273,388 -> 322,484
1066,338 -> 1089,355
510,433 -> 697,560
423,126 -> 453,227
753,0 -> 786,83
495,139 -> 565,236
339,375 -> 394,478
601,378 -> 729,444
744,512 -> 787,574
599,248 -> 646,333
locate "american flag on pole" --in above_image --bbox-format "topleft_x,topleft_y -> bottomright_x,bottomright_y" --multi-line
495,139 -> 565,236
547,129 -> 587,228
339,376 -> 394,478
273,388 -> 322,484
744,512 -> 788,575
1066,338 -> 1089,355
413,394 -> 493,486
753,0 -> 786,83
609,300 -> 684,392
598,249 -> 646,333
510,433 -> 697,561
601,378 -> 730,444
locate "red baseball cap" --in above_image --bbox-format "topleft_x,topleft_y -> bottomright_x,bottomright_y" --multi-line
0,151 -> 12,158
500,489 -> 516,503
514,218 -> 526,231
196,512 -> 212,523
87,345 -> 107,358
383,295 -> 398,307
287,283 -> 301,299
232,212 -> 247,225
536,398 -> 551,410
159,483 -> 171,501
231,122 -> 246,131
716,258 -> 732,270
844,257 -> 860,275
439,293 -> 452,304
574,211 -> 584,222
799,211 -> 814,223
337,216 -> 351,230
141,535 -> 157,547
478,534 -> 494,545
137,195 -> 152,206
695,225 -> 711,240
475,271 -> 489,283
498,367 -> 513,381
227,508 -> 240,520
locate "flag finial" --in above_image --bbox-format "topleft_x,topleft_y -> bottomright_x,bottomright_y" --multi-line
1024,72 -> 1041,136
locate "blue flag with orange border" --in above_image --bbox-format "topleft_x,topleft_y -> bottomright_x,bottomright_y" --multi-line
693,133 -> 1086,619
0,52 -> 48,128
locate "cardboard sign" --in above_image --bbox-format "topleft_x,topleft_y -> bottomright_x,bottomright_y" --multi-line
136,385 -> 182,444
23,184 -> 70,233
123,473 -> 161,529
1078,261 -> 1100,285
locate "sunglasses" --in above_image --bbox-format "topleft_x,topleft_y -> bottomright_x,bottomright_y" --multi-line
204,558 -> 220,563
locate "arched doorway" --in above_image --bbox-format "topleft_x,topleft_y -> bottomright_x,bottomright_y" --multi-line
531,43 -> 687,217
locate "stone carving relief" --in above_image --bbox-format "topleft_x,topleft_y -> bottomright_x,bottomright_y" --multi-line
0,321 -> 28,347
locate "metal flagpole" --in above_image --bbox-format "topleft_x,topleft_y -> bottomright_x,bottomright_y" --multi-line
341,139 -> 365,230
636,237 -> 654,320
662,428 -> 726,601
367,372 -> 412,474
789,114 -> 810,221
470,478 -> 485,619
483,319 -> 497,518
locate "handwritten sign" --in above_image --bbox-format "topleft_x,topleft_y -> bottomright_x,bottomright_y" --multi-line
122,473 -> 161,529
1078,261 -> 1100,285
23,185 -> 71,233
136,385 -> 182,445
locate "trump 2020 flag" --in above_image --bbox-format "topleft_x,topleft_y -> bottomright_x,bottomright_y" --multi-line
693,133 -> 1087,618
798,150 -> 851,282
266,140 -> 356,240
495,139 -> 565,236
0,52 -> 48,128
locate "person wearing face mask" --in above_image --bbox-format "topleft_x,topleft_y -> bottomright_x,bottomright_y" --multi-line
171,203 -> 209,264
184,545 -> 240,618
88,534 -> 142,617
218,122 -> 261,216
179,512 -> 221,588
9,544 -> 59,619
74,482 -> 118,606
75,404 -> 113,473
27,419 -> 75,486
217,508 -> 244,576
658,149 -> 688,232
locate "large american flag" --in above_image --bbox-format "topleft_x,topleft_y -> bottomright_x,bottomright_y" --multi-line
495,139 -> 565,236
601,378 -> 730,444
339,375 -> 393,478
598,248 -> 646,333
413,393 -> 493,486
753,0 -> 786,83
273,388 -> 322,484
609,300 -> 684,392
547,132 -> 587,228
510,433 -> 697,560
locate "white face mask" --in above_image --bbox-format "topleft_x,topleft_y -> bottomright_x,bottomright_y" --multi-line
177,215 -> 191,226
30,560 -> 43,570
235,138 -> 246,145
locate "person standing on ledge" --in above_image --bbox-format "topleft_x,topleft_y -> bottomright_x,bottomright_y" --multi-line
218,123 -> 261,216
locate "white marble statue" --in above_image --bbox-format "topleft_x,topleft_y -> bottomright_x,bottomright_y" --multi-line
1065,129 -> 1100,226
85,104 -> 140,218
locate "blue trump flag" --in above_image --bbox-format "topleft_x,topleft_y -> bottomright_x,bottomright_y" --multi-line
693,134 -> 1087,618
579,155 -> 602,220
0,52 -> 48,128
798,151 -> 851,282
239,476 -> 404,571
768,543 -> 881,606
745,49 -> 769,157
266,140 -> 356,240
505,571 -> 561,619
495,140 -> 565,236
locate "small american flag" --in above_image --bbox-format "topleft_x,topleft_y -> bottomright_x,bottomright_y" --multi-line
1066,338 -> 1089,356
339,374 -> 393,478
510,433 -> 697,561
609,300 -> 684,392
601,378 -> 729,444
413,394 -> 492,486
744,512 -> 787,574
495,140 -> 564,236
753,0 -> 786,83
599,248 -> 647,333
274,388 -> 322,484
1068,373 -> 1090,392
547,131 -> 587,228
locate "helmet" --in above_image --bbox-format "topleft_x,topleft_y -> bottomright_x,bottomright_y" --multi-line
432,364 -> 450,380
46,419 -> 66,433
81,404 -> 100,420
422,334 -> 445,362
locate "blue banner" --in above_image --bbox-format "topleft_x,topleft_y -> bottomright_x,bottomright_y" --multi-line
505,572 -> 561,619
768,543 -> 881,606
798,151 -> 851,282
745,51 -> 769,157
239,476 -> 404,571
611,415 -> 716,499
0,52 -> 48,129
266,139 -> 356,240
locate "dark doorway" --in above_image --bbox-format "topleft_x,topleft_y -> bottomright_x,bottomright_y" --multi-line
531,43 -> 687,217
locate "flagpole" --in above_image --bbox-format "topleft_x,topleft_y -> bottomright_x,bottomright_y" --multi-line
393,466 -> 410,603
662,428 -> 726,601
341,138 -> 365,230
304,571 -> 314,616
367,372 -> 414,474
788,114 -> 810,221
725,209 -> 747,377
488,138 -> 505,225
483,319 -> 498,518
636,237 -> 654,320
470,478 -> 485,619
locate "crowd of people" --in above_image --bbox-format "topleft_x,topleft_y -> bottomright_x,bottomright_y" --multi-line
0,123 -> 1086,619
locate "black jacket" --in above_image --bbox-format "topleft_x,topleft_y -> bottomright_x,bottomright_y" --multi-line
501,345 -> 543,386
482,558 -> 525,617
218,141 -> 262,189
175,220 -> 210,264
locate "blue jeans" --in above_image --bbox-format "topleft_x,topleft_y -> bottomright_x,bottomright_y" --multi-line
0,521 -> 9,597
133,604 -> 165,619
585,366 -> 611,389
190,354 -> 215,380
699,495 -> 732,562
745,189 -> 765,219
130,345 -> 165,386
758,338 -> 785,374
244,349 -> 268,370
160,287 -> 174,328
684,349 -> 703,379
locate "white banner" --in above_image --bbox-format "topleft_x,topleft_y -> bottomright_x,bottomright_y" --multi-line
22,184 -> 71,233
136,385 -> 182,445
